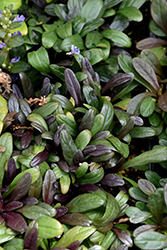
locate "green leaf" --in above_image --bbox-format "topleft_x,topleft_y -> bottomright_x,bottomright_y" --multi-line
17,205 -> 50,219
2,238 -> 24,250
67,193 -> 105,213
0,133 -> 13,187
8,35 -> 24,48
56,20 -> 72,39
75,129 -> 92,151
118,0 -> 146,9
51,94 -> 73,112
56,114 -> 78,137
27,113 -> 48,131
148,193 -> 163,224
55,225 -> 96,248
67,0 -> 84,12
100,100 -> 114,131
90,114 -> 104,137
33,102 -> 59,118
130,211 -> 153,224
138,179 -> 156,195
85,31 -> 102,49
0,0 -> 21,10
10,61 -> 31,74
54,4 -> 67,21
135,231 -> 167,249
130,127 -> 156,138
75,162 -> 89,178
80,0 -> 103,22
83,85 -> 99,109
50,64 -> 65,81
0,107 -> 8,121
80,18 -> 104,37
129,187 -> 148,203
61,34 -> 84,51
118,54 -> 156,93
117,6 -> 143,22
60,129 -> 77,166
78,168 -> 104,185
28,46 -> 50,73
123,146 -> 167,169
37,216 -> 63,238
140,97 -> 156,117
60,174 -> 71,194
101,29 -> 131,48
83,48 -> 105,65
145,170 -> 161,188
42,31 -> 58,49
149,19 -> 166,37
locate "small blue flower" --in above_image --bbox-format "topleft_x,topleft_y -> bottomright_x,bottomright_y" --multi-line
0,42 -> 6,49
9,57 -> 20,64
11,74 -> 19,82
13,31 -> 22,36
66,45 -> 80,55
12,15 -> 25,22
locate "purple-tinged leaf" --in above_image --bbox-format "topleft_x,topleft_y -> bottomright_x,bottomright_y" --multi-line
151,0 -> 167,35
31,151 -> 49,167
118,116 -> 135,139
32,0 -> 47,8
158,92 -> 167,112
8,172 -> 32,202
24,227 -> 38,250
39,82 -> 51,98
133,224 -> 158,237
42,170 -> 57,205
112,228 -> 133,247
78,184 -> 101,192
136,38 -> 167,50
73,149 -> 85,165
138,179 -> 156,195
133,115 -> 144,126
45,115 -> 56,127
12,84 -> 23,99
89,145 -> 111,156
0,215 -> 5,224
57,160 -> 69,173
54,193 -> 71,203
19,72 -> 35,99
19,98 -> 32,117
164,183 -> 167,206
65,68 -> 82,107
116,244 -> 129,250
133,57 -> 160,93
54,206 -> 68,218
12,130 -> 24,137
59,213 -> 92,227
3,201 -> 23,211
67,240 -> 80,250
5,158 -> 17,184
83,145 -> 96,155
54,124 -> 66,147
101,173 -> 125,187
21,196 -> 38,206
21,130 -> 33,149
51,248 -> 68,250
92,131 -> 110,140
14,112 -> 27,125
82,57 -> 95,79
101,73 -> 132,95
8,93 -> 19,112
2,212 -> 27,232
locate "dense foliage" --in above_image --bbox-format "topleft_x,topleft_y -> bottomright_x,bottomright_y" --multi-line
1,0 -> 167,249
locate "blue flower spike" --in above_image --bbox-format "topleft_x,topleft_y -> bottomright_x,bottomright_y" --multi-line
12,15 -> 25,22
9,57 -> 20,64
0,42 -> 6,49
13,31 -> 22,36
66,45 -> 80,55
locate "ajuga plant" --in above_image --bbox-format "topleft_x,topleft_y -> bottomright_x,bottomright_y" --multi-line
126,169 -> 167,250
0,0 -> 147,84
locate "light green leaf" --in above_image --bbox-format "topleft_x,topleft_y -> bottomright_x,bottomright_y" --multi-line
42,31 -> 58,49
37,216 -> 63,238
101,29 -> 131,48
80,0 -> 103,22
118,6 -> 143,22
0,0 -> 21,10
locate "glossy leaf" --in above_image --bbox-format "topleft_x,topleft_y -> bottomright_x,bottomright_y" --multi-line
130,127 -> 156,138
42,170 -> 57,205
2,212 -> 27,232
136,37 -> 167,50
158,91 -> 167,112
100,100 -> 114,131
42,31 -> 58,49
148,193 -> 163,223
19,98 -> 32,117
17,205 -> 50,219
101,174 -> 125,187
31,151 -> 49,167
138,179 -> 156,195
75,129 -> 92,151
140,97 -> 156,117
61,34 -> 84,51
78,168 -> 104,185
55,226 -> 96,248
24,227 -> 38,250
118,6 -> 142,22
27,113 -> 48,132
37,216 -> 63,238
101,29 -> 131,48
130,210 -> 153,224
80,0 -> 103,22
112,228 -> 133,247
59,212 -> 92,227
51,94 -> 74,112
151,0 -> 167,35
33,102 -> 59,118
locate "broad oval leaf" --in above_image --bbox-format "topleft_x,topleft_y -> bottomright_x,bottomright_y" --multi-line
130,211 -> 153,224
140,97 -> 156,117
151,0 -> 167,35
158,91 -> 167,112
37,216 -> 63,238
118,6 -> 142,22
138,179 -> 156,195
80,0 -> 103,22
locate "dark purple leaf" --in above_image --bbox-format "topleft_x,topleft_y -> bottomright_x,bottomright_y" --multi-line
118,116 -> 135,139
38,80 -> 51,97
64,68 -> 82,107
13,112 -> 27,125
101,73 -> 132,95
24,227 -> 38,250
57,160 -> 69,173
67,240 -> 80,250
5,158 -> 17,184
89,145 -> 111,156
78,109 -> 95,131
78,184 -> 101,192
112,228 -> 133,247
12,84 -> 23,99
69,166 -> 78,172
9,172 -> 32,202
158,92 -> 167,112
12,130 -> 23,137
54,193 -> 71,203
31,122 -> 47,133
73,149 -> 85,164
31,151 -> 49,167
151,0 -> 167,35
19,98 -> 32,117
136,38 -> 167,50
54,124 -> 66,147
2,212 -> 27,232
35,134 -> 42,145
21,130 -> 33,149
101,173 -> 125,187
59,213 -> 92,227
54,206 -> 68,218
83,145 -> 96,155
82,58 -> 95,79
42,170 -> 57,205
92,131 -> 110,140
19,72 -> 35,99
45,115 -> 56,127
32,0 -> 47,8
3,201 -> 23,211
0,215 -> 5,224
20,196 -> 38,205
116,244 -> 129,250
8,93 -> 19,112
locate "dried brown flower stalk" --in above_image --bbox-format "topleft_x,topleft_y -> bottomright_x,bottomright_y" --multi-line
25,96 -> 47,107
0,68 -> 12,96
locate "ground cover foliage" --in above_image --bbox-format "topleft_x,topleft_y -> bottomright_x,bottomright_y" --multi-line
1,0 -> 167,249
